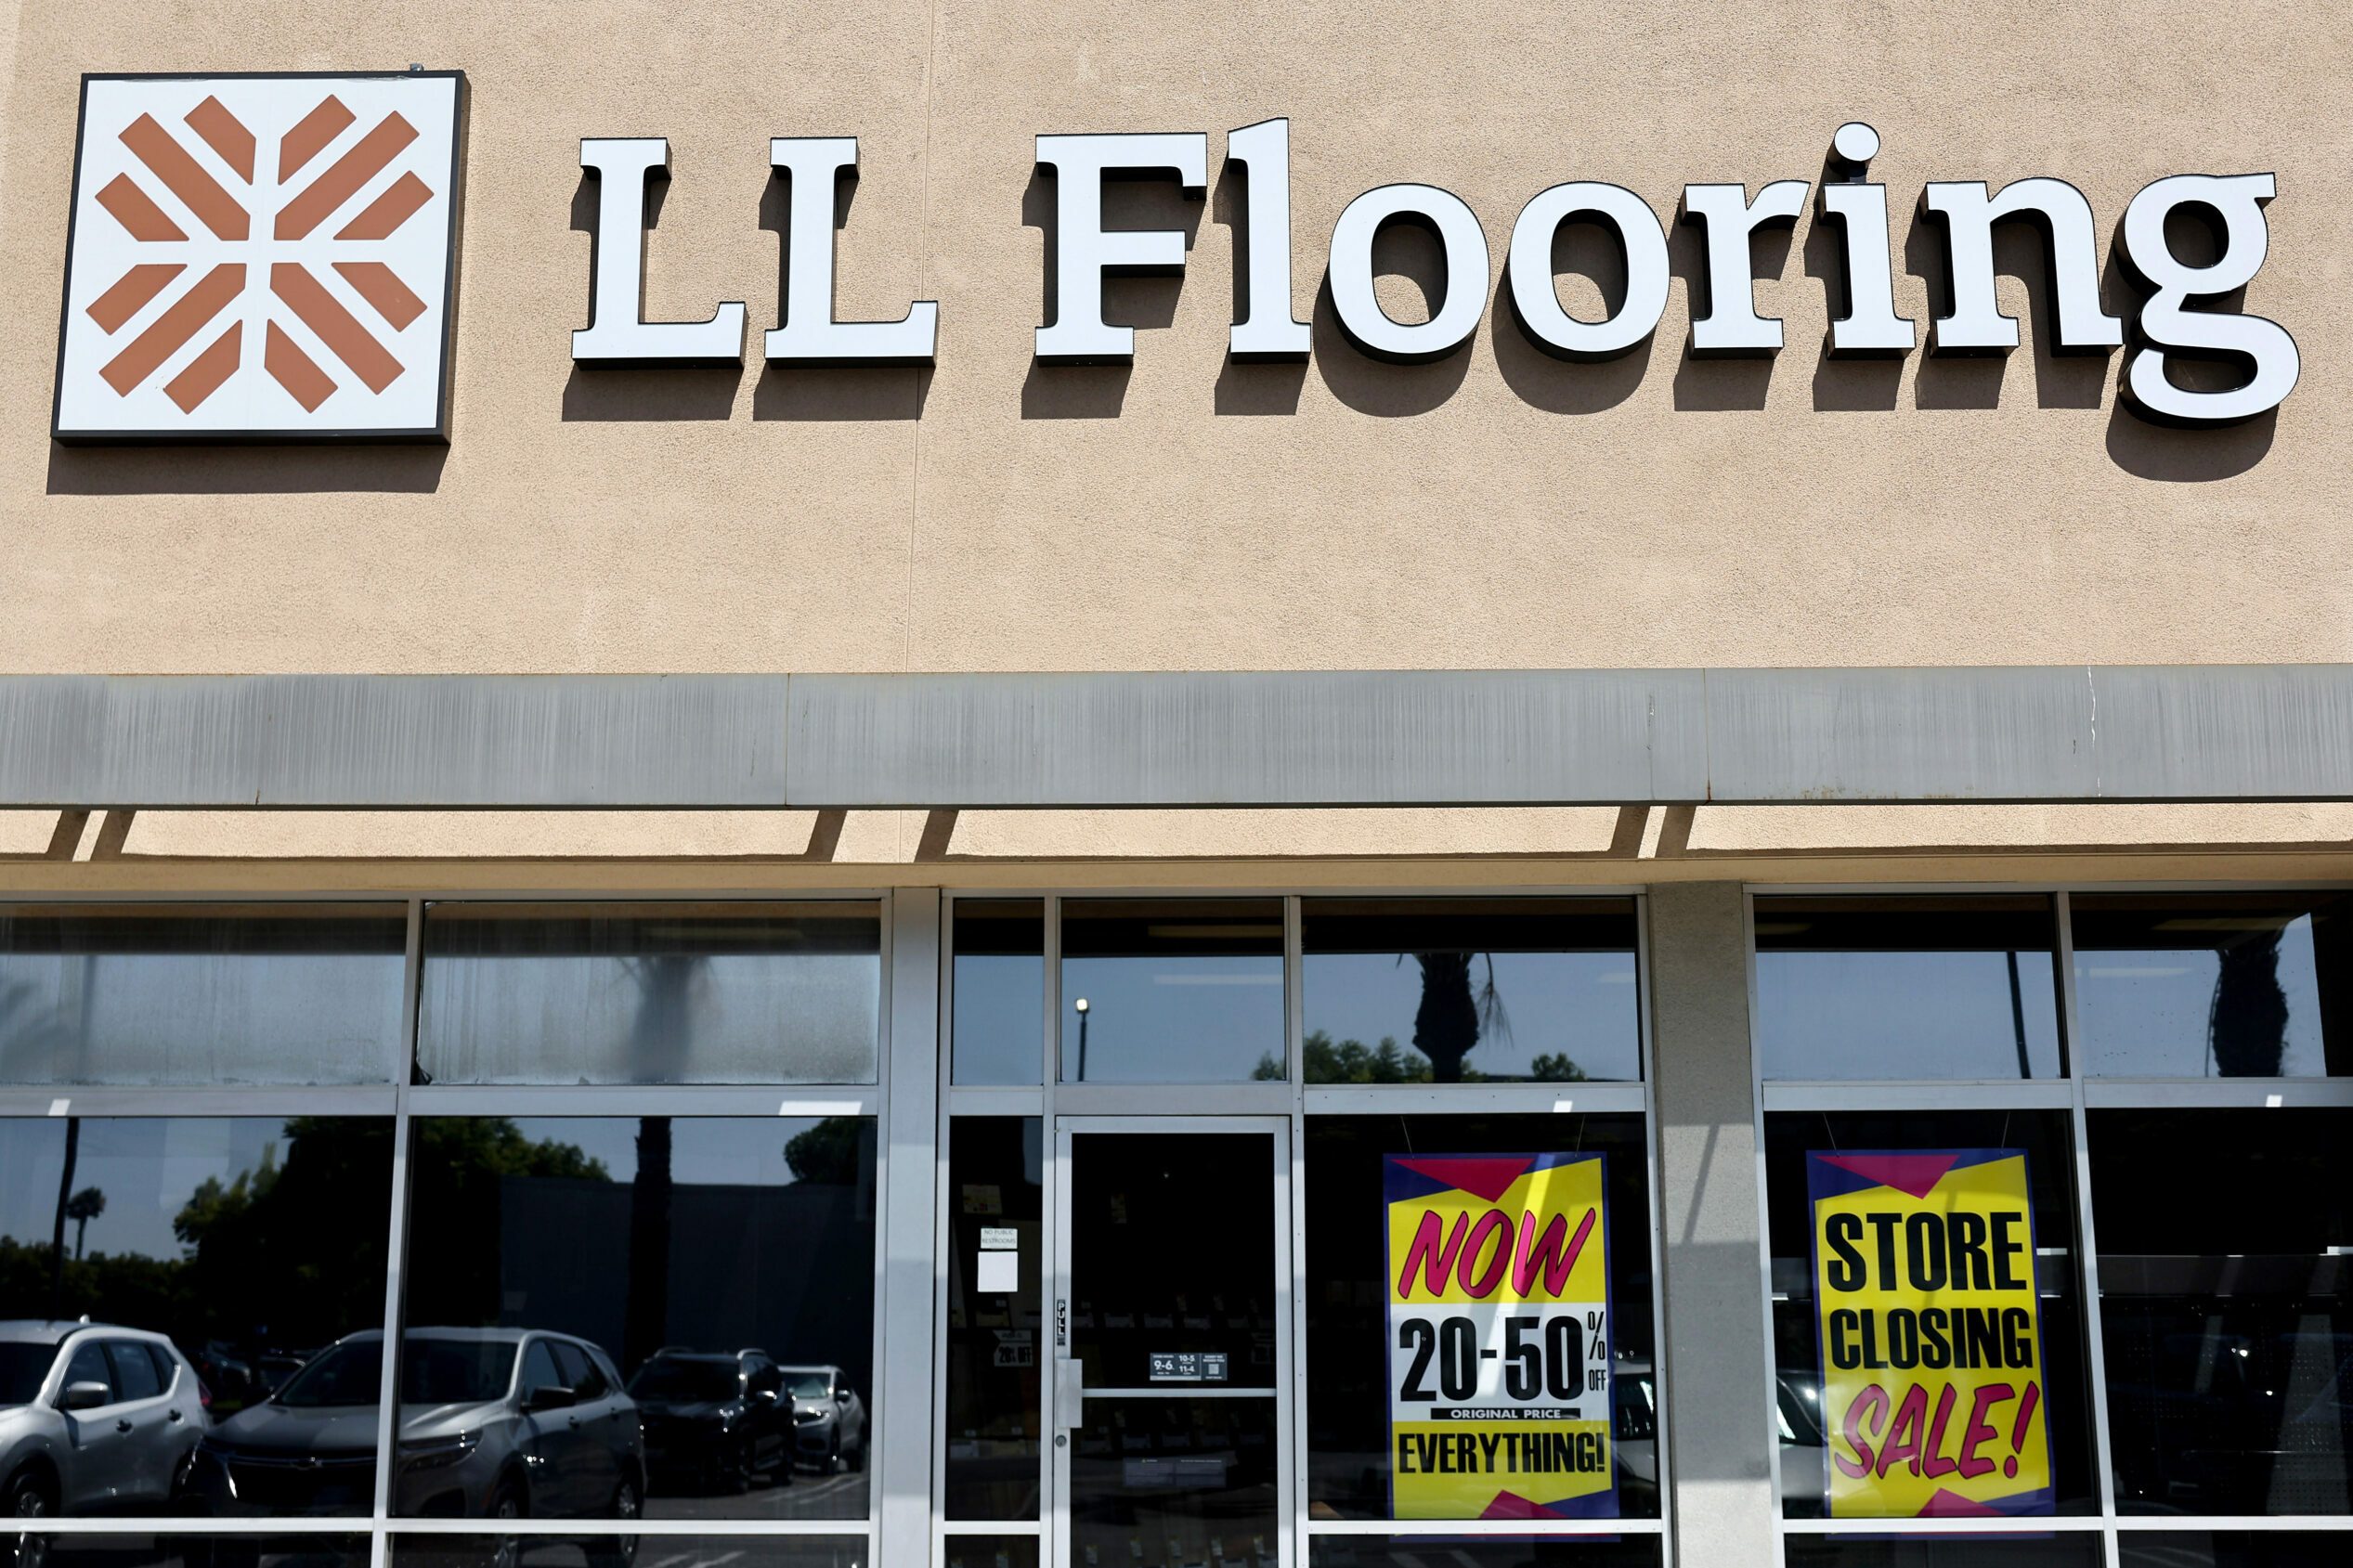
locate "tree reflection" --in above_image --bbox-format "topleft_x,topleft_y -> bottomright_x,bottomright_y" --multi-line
65,1187 -> 105,1262
2211,926 -> 2290,1077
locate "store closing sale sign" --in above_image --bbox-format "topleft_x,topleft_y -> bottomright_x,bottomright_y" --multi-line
1808,1149 -> 2054,1517
1383,1152 -> 1615,1519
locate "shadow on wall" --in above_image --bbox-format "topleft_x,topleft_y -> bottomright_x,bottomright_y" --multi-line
46,441 -> 448,496
1211,154 -> 1307,417
556,163 -> 930,422
1019,164 -> 1202,420
47,158 -> 2280,484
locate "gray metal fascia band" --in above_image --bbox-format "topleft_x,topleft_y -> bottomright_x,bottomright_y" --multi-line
0,674 -> 787,809
1,667 -> 2350,810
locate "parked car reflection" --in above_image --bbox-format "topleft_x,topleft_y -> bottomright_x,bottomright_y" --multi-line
0,1321 -> 208,1529
777,1368 -> 864,1475
184,1328 -> 644,1537
627,1349 -> 793,1496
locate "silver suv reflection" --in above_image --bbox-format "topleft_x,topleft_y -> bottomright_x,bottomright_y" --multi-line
0,1320 -> 207,1526
184,1328 -> 644,1534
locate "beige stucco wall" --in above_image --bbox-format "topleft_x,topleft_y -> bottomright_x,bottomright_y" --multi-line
2,2 -> 2349,868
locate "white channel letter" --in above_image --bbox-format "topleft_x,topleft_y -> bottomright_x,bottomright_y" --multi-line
572,137 -> 748,368
1328,184 -> 1490,364
765,137 -> 938,367
1816,122 -> 1915,358
1679,180 -> 1810,357
1920,178 -> 2123,355
1506,182 -> 1670,361
2117,173 -> 2300,427
1226,119 -> 1311,362
1034,133 -> 1209,365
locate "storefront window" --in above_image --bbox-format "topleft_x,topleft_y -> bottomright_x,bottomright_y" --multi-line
2118,1532 -> 2353,1567
952,901 -> 1044,1086
1782,1538 -> 2101,1568
416,902 -> 881,1084
2072,893 -> 2352,1077
943,1117 -> 1042,1519
1303,1113 -> 1658,1523
14,1536 -> 370,1568
0,1116 -> 393,1517
1308,1536 -> 1660,1567
0,903 -> 406,1085
1299,900 -> 1641,1083
396,1116 -> 877,1522
1059,901 -> 1283,1083
941,1537 -> 1038,1568
1762,1109 -> 2100,1519
1753,896 -> 2064,1081
2090,1107 -> 2353,1515
396,1536 -> 867,1568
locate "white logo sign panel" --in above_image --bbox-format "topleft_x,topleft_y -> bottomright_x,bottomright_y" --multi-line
53,71 -> 464,443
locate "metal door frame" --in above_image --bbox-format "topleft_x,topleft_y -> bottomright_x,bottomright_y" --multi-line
1048,1114 -> 1296,1568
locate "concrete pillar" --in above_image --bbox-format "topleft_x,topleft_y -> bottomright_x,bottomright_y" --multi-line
878,888 -> 942,1566
1648,882 -> 1775,1566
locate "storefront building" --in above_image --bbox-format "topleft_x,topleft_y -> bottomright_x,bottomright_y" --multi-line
1,6 -> 2349,1568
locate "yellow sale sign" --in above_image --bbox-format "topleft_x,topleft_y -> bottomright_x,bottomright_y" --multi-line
1808,1150 -> 2054,1518
1383,1153 -> 1616,1520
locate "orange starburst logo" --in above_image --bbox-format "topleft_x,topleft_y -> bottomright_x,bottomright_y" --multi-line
55,72 -> 463,442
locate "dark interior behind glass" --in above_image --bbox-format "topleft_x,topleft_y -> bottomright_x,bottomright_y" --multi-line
1303,1113 -> 1658,1520
1782,1536 -> 2101,1568
1762,1108 -> 2100,1517
2091,1107 -> 2353,1515
943,1116 -> 1043,1520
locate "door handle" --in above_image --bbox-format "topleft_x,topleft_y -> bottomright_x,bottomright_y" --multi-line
115,1419 -> 132,1433
1054,1360 -> 1086,1431
167,1409 -> 183,1423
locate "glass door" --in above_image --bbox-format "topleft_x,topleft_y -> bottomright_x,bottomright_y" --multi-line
1051,1118 -> 1293,1568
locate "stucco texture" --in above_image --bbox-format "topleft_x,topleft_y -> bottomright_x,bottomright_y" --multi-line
1,3 -> 2349,864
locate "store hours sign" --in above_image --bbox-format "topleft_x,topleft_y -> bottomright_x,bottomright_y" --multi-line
1382,1152 -> 1617,1520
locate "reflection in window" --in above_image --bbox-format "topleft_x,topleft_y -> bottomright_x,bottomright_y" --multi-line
0,1116 -> 392,1518
944,1119 -> 1042,1520
1782,1536 -> 2100,1568
2119,1531 -> 2353,1568
1060,901 -> 1282,1083
2091,1108 -> 2353,1515
953,901 -> 1044,1086
1303,1114 -> 1659,1521
417,902 -> 881,1084
0,904 -> 406,1085
6,1536 -> 370,1568
1071,1397 -> 1280,1568
396,1536 -> 866,1568
2073,893 -> 2353,1077
397,1117 -> 876,1523
1753,896 -> 2065,1081
1308,1536 -> 1662,1567
1762,1109 -> 2099,1518
942,1537 -> 1039,1568
1300,899 -> 1641,1083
